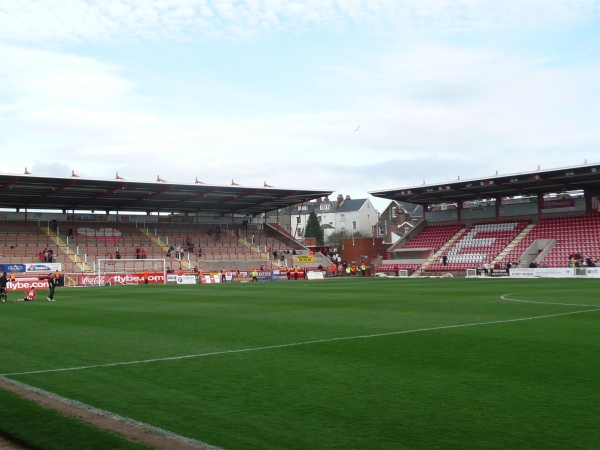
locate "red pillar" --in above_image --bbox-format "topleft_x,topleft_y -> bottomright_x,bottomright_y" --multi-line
495,197 -> 500,221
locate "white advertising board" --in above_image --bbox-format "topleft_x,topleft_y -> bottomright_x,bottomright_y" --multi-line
510,268 -> 575,278
166,274 -> 178,283
585,267 -> 600,278
306,271 -> 325,280
26,263 -> 62,272
176,275 -> 196,285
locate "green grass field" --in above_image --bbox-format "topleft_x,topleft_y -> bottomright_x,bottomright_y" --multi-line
1,278 -> 599,450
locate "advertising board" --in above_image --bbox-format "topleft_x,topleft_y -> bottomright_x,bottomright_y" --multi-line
7,277 -> 50,291
26,263 -> 62,272
586,267 -> 600,278
78,272 -> 164,286
510,268 -> 575,278
296,256 -> 314,263
491,269 -> 509,277
166,274 -> 178,283
0,263 -> 26,273
591,196 -> 600,212
176,275 -> 196,285
541,199 -> 576,211
200,274 -> 221,283
306,271 -> 325,280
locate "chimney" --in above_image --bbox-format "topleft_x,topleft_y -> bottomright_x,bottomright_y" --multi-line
346,195 -> 351,200
316,197 -> 322,207
337,194 -> 344,207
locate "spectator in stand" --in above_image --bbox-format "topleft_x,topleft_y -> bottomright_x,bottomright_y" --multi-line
135,247 -> 140,259
116,250 -> 122,260
442,254 -> 448,266
331,263 -> 337,277
141,246 -> 147,259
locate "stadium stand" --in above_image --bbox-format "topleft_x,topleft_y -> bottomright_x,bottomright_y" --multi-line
0,220 -> 304,272
497,215 -> 600,268
401,223 -> 463,250
426,220 -> 530,271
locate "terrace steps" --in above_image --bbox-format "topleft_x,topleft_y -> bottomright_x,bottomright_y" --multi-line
44,228 -> 92,272
491,224 -> 535,265
141,229 -> 197,271
411,227 -> 468,277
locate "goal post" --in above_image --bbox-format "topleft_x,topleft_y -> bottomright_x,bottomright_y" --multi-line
97,259 -> 167,285
398,269 -> 409,278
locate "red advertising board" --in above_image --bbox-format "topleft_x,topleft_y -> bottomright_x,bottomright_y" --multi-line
541,199 -> 575,210
7,278 -> 50,291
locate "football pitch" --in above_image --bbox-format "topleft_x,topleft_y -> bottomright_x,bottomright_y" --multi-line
1,278 -> 599,450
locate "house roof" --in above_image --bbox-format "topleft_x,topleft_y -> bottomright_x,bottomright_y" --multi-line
335,198 -> 369,213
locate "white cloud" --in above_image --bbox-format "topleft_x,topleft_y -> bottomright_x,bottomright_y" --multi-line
1,0 -> 599,42
1,35 -> 599,206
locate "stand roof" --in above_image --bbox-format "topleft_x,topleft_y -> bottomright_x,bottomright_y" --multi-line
0,174 -> 333,216
370,163 -> 600,206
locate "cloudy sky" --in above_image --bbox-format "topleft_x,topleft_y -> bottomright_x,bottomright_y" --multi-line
1,1 -> 599,211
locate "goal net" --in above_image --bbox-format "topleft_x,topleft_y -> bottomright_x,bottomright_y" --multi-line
97,258 -> 166,286
466,269 -> 477,278
398,269 -> 409,278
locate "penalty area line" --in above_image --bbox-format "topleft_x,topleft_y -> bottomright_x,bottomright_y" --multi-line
2,308 -> 599,378
500,293 -> 600,307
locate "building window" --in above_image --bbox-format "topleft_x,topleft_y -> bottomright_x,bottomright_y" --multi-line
378,226 -> 384,236
340,214 -> 345,222
320,203 -> 330,211
318,216 -> 322,222
297,217 -> 302,224
353,221 -> 357,230
391,207 -> 397,217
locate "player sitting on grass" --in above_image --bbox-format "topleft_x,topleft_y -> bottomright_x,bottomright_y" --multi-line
16,287 -> 37,302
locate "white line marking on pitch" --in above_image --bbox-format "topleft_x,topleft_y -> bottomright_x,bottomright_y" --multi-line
500,293 -> 600,307
3,308 -> 599,377
0,376 -> 222,450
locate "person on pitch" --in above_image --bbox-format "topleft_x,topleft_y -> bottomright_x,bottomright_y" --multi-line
251,268 -> 259,282
221,267 -> 227,283
16,287 -> 37,302
0,272 -> 8,302
47,272 -> 56,301
143,270 -> 149,285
